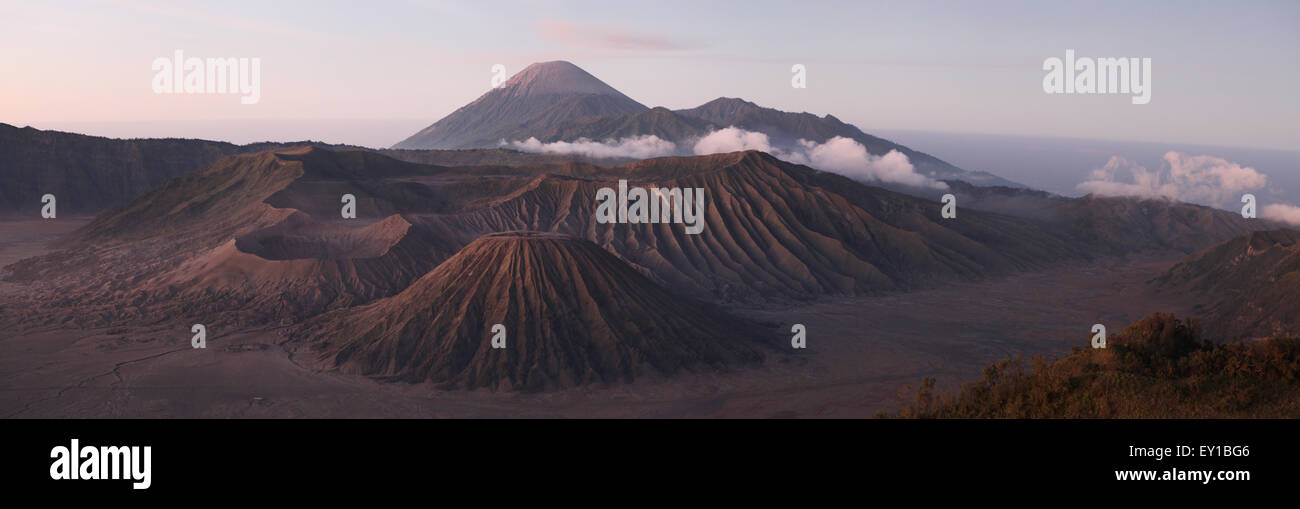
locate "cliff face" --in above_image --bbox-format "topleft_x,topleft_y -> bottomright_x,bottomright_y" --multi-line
0,123 -> 247,215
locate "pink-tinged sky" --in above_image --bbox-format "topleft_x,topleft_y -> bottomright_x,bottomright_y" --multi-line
1,0 -> 1297,150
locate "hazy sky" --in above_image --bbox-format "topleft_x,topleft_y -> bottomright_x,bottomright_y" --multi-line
2,0 -> 1297,150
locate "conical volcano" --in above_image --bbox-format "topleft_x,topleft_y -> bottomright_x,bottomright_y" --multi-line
393,61 -> 647,149
295,231 -> 770,391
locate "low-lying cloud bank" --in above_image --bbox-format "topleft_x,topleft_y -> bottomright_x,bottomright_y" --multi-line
692,127 -> 948,189
786,138 -> 945,189
1262,204 -> 1300,226
505,135 -> 677,159
1077,152 -> 1269,210
502,126 -> 947,189
690,126 -> 774,154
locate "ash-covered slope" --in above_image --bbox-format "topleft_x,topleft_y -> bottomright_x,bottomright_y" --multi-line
532,106 -> 711,143
1,148 -> 460,327
411,150 -> 1262,304
416,150 -> 1078,303
295,231 -> 770,390
4,146 -> 1267,330
393,61 -> 648,149
1151,229 -> 1300,340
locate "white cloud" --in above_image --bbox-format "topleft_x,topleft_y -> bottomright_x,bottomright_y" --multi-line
505,135 -> 677,159
692,126 -> 773,154
510,126 -> 947,189
1262,204 -> 1300,226
780,137 -> 947,189
693,127 -> 946,189
1077,152 -> 1268,210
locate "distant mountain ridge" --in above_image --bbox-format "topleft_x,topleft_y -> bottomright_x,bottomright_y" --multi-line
393,61 -> 1021,187
672,97 -> 1015,186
